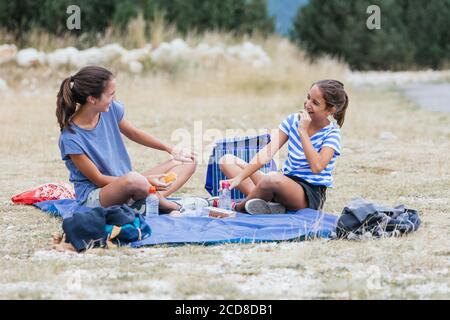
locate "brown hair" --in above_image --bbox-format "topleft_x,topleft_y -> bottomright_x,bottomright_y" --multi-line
56,66 -> 113,132
314,79 -> 349,127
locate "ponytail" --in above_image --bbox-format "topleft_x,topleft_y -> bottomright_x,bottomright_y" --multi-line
334,91 -> 348,127
55,66 -> 113,133
314,79 -> 349,127
56,77 -> 77,133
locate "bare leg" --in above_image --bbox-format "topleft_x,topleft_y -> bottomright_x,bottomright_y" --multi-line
141,159 -> 197,197
219,154 -> 265,195
98,171 -> 179,212
235,172 -> 308,212
141,159 -> 180,176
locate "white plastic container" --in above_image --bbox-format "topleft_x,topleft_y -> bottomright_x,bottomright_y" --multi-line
219,181 -> 232,210
145,186 -> 159,216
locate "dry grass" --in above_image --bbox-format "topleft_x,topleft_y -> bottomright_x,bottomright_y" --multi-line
0,36 -> 449,300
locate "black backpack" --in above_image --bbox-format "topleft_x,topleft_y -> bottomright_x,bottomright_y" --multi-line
336,197 -> 421,239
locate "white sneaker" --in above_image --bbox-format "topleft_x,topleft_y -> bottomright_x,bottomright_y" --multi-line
244,199 -> 286,214
179,197 -> 210,215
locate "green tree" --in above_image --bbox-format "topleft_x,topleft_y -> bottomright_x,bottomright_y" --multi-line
0,0 -> 275,42
291,0 -> 450,70
400,0 -> 450,69
241,0 -> 275,34
0,0 -> 44,34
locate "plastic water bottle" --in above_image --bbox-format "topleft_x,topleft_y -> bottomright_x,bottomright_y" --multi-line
145,186 -> 159,216
219,181 -> 232,210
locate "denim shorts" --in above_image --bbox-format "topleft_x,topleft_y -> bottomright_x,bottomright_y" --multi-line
81,188 -> 102,208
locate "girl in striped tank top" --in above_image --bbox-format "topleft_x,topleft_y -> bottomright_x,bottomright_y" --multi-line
219,80 -> 349,214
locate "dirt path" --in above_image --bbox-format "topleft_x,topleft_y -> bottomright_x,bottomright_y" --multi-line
400,83 -> 450,113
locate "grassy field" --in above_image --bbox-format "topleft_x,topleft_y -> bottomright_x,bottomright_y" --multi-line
0,37 -> 449,299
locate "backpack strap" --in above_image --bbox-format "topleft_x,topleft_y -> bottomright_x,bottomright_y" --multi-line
133,217 -> 142,241
137,228 -> 142,241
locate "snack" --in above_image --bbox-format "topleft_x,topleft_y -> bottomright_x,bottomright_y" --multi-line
203,206 -> 236,218
163,172 -> 177,184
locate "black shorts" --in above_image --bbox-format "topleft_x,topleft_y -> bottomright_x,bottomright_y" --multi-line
285,175 -> 327,210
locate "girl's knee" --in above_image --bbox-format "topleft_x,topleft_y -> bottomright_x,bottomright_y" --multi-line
219,154 -> 239,171
258,173 -> 283,191
123,171 -> 148,193
257,175 -> 273,191
268,172 -> 284,184
124,171 -> 142,182
219,154 -> 237,165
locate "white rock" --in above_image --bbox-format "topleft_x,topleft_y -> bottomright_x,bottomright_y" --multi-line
151,38 -> 191,64
170,38 -> 190,54
69,45 -> 124,68
149,39 -> 272,68
16,48 -> 45,67
98,43 -> 127,62
128,61 -> 143,74
226,42 -> 271,68
120,44 -> 151,64
192,43 -> 226,66
0,44 -> 17,64
150,42 -> 170,63
46,47 -> 79,68
70,47 -> 102,68
45,43 -> 125,68
379,131 -> 397,140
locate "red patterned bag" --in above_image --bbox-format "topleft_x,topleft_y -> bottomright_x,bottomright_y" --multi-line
11,182 -> 75,205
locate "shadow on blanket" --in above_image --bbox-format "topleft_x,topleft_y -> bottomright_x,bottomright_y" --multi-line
34,199 -> 338,247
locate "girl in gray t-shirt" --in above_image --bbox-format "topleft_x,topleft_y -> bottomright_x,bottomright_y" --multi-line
57,66 -> 195,213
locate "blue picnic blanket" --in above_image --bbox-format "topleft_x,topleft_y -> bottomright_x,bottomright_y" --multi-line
34,199 -> 338,247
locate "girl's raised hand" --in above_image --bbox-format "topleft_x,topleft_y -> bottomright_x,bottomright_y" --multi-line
298,110 -> 312,132
219,176 -> 242,191
170,147 -> 196,163
146,174 -> 171,191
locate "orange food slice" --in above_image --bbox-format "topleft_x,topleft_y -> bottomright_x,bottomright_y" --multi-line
163,172 -> 177,184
